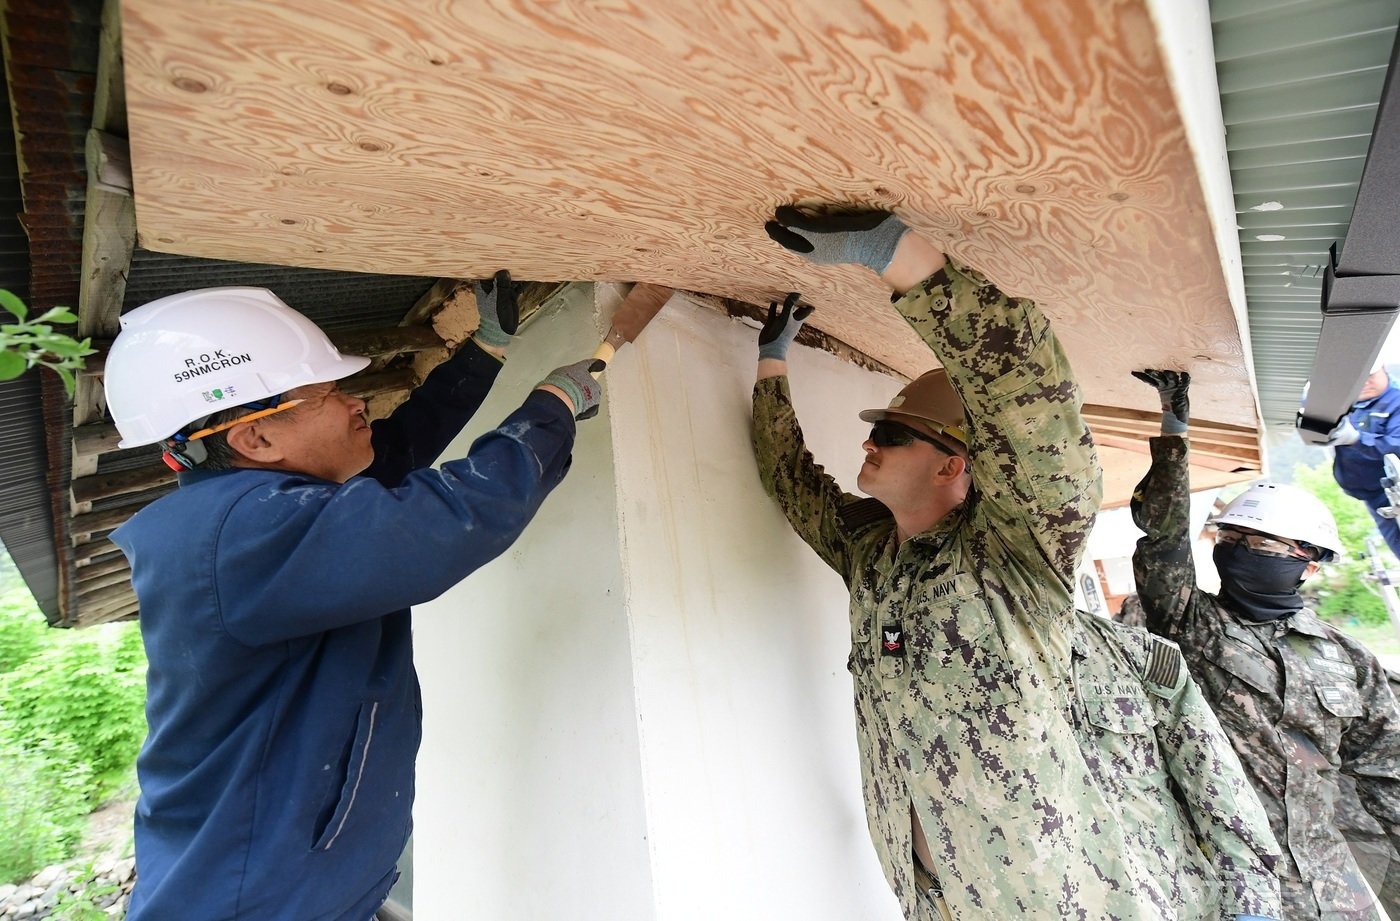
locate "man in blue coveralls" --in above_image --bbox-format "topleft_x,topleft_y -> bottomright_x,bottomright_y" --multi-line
103,274 -> 603,921
1330,364 -> 1400,560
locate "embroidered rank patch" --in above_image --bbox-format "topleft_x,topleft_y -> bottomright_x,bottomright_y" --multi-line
1319,685 -> 1348,708
1144,636 -> 1181,689
881,624 -> 905,657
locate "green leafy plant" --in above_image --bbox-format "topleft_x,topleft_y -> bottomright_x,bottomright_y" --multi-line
50,859 -> 122,921
1293,460 -> 1395,627
0,289 -> 96,395
0,589 -> 48,673
0,628 -> 147,801
0,734 -> 91,883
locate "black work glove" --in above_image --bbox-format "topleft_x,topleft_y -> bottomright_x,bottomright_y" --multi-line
1132,369 -> 1190,435
757,292 -> 814,361
764,206 -> 909,273
472,270 -> 520,350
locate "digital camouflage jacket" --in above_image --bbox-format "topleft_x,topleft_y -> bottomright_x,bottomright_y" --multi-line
752,259 -> 1277,918
1133,434 -> 1400,920
1071,609 -> 1281,918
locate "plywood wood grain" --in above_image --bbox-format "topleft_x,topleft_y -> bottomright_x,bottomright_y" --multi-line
120,0 -> 1258,430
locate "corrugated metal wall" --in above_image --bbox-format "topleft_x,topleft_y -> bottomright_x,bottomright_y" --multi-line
1213,0 -> 1400,428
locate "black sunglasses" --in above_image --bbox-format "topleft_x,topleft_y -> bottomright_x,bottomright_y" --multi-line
868,420 -> 963,456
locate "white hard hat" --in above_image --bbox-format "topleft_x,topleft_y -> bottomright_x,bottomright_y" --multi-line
105,287 -> 370,448
1209,481 -> 1343,560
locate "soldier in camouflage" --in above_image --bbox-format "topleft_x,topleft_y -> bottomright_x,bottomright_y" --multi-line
1333,666 -> 1400,917
751,206 -> 1280,920
1132,368 -> 1400,921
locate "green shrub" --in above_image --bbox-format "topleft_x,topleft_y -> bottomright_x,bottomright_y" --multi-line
0,589 -> 47,673
1308,559 -> 1391,627
0,734 -> 91,883
0,626 -> 147,801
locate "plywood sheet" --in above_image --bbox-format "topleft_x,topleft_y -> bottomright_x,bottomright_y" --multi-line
120,0 -> 1258,431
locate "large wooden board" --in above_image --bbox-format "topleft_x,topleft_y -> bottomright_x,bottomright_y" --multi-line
120,0 -> 1257,429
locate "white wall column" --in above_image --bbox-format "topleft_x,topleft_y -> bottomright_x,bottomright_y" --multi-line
414,285 -> 906,920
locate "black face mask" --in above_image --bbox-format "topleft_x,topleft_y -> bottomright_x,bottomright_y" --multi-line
1212,541 -> 1310,622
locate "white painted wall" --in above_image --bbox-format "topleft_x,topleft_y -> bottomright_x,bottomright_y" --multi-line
413,285 -> 654,921
413,287 -> 906,920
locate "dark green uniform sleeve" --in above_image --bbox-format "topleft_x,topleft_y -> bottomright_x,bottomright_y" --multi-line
752,375 -> 863,580
1130,435 -> 1200,636
1145,638 -> 1283,917
892,258 -> 1101,603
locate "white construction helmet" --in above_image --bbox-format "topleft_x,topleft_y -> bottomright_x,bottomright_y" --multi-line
105,287 -> 370,448
1209,482 -> 1343,561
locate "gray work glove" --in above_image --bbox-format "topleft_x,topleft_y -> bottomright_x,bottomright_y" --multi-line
757,292 -> 814,362
1327,417 -> 1360,446
1132,368 -> 1190,435
472,270 -> 520,351
539,358 -> 606,420
764,205 -> 910,273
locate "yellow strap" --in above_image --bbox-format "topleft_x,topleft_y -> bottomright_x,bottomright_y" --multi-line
180,399 -> 304,442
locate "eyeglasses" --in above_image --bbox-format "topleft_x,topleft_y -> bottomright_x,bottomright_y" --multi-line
1217,528 -> 1316,561
171,393 -> 305,445
868,420 -> 964,457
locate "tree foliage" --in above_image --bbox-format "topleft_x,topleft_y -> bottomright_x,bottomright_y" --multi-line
1293,459 -> 1392,626
0,289 -> 96,395
0,589 -> 146,883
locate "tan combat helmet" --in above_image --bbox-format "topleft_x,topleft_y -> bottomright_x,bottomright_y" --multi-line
859,368 -> 968,446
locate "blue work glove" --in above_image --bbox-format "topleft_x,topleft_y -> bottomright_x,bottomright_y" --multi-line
472,270 -> 520,351
764,205 -> 910,273
539,358 -> 606,420
757,292 -> 814,362
1327,417 -> 1360,446
1132,368 -> 1190,435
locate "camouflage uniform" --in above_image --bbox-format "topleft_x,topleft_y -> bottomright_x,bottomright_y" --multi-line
1333,666 -> 1400,918
1133,434 -> 1400,920
1071,609 -> 1282,917
752,259 -> 1279,918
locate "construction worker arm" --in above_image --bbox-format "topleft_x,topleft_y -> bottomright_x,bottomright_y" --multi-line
364,338 -> 506,487
1146,638 -> 1282,919
1129,435 -> 1200,637
1340,646 -> 1400,863
752,375 -> 861,577
891,258 -> 1101,604
214,389 -> 577,645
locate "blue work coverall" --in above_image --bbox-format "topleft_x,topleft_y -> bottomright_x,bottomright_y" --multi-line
1333,380 -> 1400,559
112,341 -> 576,921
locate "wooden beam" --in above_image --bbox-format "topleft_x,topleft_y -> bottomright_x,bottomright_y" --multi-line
73,538 -> 123,567
75,598 -> 141,628
399,278 -> 461,328
342,367 -> 416,400
71,490 -> 174,538
71,464 -> 173,505
1094,433 -> 1260,473
73,581 -> 139,626
75,579 -> 135,609
92,0 -> 126,135
82,323 -> 448,377
89,129 -> 132,196
75,565 -> 133,595
73,422 -> 123,457
72,0 -> 136,468
74,553 -> 132,580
